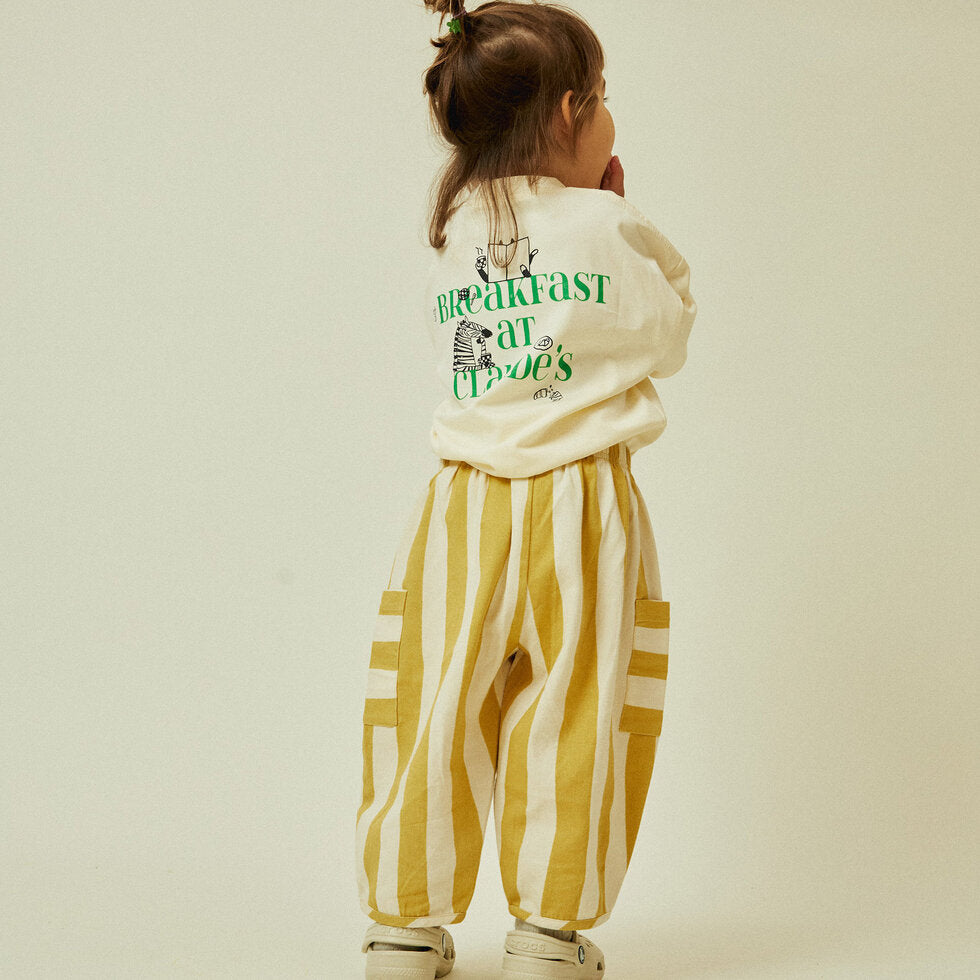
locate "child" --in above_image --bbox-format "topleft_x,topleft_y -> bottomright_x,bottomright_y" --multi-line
355,1 -> 696,976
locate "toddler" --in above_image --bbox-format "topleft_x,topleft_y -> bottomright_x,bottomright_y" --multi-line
355,1 -> 697,976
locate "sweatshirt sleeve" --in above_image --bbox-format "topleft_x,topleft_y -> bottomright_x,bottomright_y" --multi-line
615,200 -> 697,379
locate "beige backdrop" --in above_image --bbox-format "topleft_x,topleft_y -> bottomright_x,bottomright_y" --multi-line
2,1 -> 977,977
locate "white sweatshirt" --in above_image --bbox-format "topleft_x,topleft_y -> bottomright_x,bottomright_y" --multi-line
423,174 -> 696,478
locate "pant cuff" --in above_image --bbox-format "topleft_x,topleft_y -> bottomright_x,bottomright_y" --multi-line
366,907 -> 465,928
510,904 -> 611,930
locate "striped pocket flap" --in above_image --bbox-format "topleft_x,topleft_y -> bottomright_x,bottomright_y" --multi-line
362,589 -> 407,727
618,598 -> 670,737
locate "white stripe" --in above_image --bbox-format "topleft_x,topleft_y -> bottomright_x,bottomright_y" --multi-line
633,623 -> 668,654
365,666 -> 397,701
624,673 -> 667,710
373,613 -> 404,644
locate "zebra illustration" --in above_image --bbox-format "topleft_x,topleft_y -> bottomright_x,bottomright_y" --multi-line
452,317 -> 495,372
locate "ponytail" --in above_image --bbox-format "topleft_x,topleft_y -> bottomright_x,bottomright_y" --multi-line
419,1 -> 605,251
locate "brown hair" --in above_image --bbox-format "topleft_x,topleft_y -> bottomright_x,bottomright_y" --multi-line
421,0 -> 605,255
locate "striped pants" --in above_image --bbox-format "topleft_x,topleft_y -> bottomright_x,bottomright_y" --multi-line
355,442 -> 670,931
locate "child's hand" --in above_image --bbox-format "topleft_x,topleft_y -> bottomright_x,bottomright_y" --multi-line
600,155 -> 625,197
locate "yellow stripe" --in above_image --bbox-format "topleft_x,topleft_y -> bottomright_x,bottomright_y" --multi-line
363,697 -> 397,726
379,589 -> 407,616
619,705 -> 664,737
369,642 -> 399,672
477,683 -> 501,803
634,600 -> 669,628
627,651 -> 668,679
624,733 -> 657,862
542,456 -> 601,918
358,725 -> 375,821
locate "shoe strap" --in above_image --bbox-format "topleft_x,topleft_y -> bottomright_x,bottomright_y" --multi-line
362,924 -> 451,956
505,930 -> 583,964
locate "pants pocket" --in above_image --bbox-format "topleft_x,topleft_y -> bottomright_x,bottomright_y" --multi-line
362,588 -> 407,727
618,597 -> 670,737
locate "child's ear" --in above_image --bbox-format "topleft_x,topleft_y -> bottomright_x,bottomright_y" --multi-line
561,89 -> 575,132
559,89 -> 575,132
552,89 -> 575,147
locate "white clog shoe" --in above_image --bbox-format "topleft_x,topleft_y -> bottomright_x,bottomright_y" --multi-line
501,927 -> 605,978
362,923 -> 456,980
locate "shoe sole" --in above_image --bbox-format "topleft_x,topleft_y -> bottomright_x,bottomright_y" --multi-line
501,957 -> 588,979
366,947 -> 451,980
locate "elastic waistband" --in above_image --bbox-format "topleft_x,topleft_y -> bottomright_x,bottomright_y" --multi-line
438,442 -> 632,477
587,442 -> 631,468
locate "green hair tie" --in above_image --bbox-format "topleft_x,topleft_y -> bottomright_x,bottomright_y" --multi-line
447,11 -> 465,35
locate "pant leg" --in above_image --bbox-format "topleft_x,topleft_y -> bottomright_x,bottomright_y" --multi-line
493,443 -> 670,931
355,460 -> 530,927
